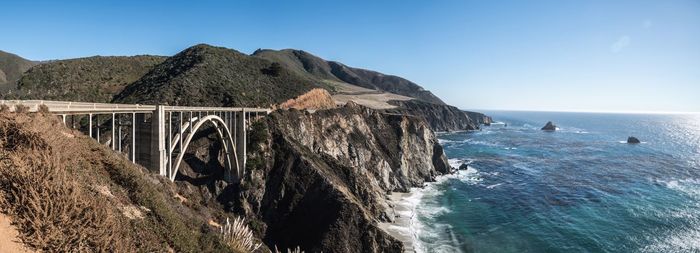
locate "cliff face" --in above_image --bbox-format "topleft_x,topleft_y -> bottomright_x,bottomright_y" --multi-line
465,110 -> 493,125
386,100 -> 486,131
238,103 -> 449,252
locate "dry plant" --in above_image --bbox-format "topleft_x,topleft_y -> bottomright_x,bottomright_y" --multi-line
279,88 -> 336,110
38,104 -> 50,114
0,104 -> 9,113
274,246 -> 304,253
0,115 -> 130,252
220,216 -> 262,252
14,105 -> 29,113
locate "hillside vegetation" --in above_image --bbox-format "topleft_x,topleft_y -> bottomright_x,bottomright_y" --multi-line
0,50 -> 36,92
114,44 -> 320,107
9,55 -> 165,102
253,49 -> 445,105
0,111 -> 260,252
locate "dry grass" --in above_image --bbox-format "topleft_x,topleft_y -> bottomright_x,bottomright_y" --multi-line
38,104 -> 50,114
0,105 -> 9,113
220,217 -> 261,252
0,112 -> 250,252
278,88 -> 336,111
0,116 -> 130,252
14,105 -> 29,113
274,246 -> 304,253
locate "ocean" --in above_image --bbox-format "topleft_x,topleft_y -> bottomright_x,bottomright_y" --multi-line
411,111 -> 700,253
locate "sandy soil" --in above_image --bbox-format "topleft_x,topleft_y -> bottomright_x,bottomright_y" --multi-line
0,213 -> 32,253
327,81 -> 413,109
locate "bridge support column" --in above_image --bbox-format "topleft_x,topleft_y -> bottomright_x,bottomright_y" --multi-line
235,109 -> 246,176
151,106 -> 166,177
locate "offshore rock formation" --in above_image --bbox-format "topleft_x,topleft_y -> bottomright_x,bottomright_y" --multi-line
387,100 -> 491,131
237,102 -> 450,252
542,121 -> 557,131
627,136 -> 641,144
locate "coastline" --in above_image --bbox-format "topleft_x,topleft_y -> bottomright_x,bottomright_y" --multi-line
379,159 -> 472,253
378,191 -> 421,253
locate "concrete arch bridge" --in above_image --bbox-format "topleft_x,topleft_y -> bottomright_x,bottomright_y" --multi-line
0,100 -> 270,182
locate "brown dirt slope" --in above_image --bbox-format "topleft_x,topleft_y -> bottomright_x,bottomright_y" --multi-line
0,111 -> 252,252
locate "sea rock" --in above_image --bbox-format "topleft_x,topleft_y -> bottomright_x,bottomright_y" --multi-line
627,136 -> 641,144
458,163 -> 469,170
541,121 -> 557,131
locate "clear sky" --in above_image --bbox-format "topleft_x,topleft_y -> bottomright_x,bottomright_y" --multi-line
2,0 -> 699,112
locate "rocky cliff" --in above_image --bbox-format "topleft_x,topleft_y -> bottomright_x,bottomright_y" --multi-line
386,99 -> 489,131
465,110 -> 493,126
236,102 -> 450,252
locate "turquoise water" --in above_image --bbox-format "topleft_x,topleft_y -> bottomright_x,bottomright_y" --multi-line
414,111 -> 700,253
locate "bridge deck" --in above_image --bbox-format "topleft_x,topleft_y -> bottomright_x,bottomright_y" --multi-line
0,100 -> 270,114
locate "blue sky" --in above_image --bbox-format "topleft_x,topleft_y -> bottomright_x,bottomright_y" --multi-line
2,0 -> 699,112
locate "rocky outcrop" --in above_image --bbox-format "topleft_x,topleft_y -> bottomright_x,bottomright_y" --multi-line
238,103 -> 449,252
465,111 -> 493,125
627,136 -> 640,144
541,121 -> 557,131
386,100 -> 484,131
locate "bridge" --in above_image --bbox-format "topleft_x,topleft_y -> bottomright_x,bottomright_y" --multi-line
0,100 -> 270,182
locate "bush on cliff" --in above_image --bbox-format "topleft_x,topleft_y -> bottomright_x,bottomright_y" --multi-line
0,111 -> 255,252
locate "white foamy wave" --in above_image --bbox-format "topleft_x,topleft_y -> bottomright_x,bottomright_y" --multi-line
438,138 -> 452,145
448,158 -> 464,169
663,179 -> 700,198
618,141 -> 649,144
640,227 -> 700,253
486,183 -> 503,189
394,163 -> 481,253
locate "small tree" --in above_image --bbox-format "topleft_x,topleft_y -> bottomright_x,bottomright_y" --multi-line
262,63 -> 283,76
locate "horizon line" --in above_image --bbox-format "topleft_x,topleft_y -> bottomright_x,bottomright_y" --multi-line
463,108 -> 700,115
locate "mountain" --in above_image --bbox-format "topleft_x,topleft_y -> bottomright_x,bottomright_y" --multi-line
114,44 -> 320,107
252,49 -> 446,105
8,55 -> 166,102
0,50 -> 36,92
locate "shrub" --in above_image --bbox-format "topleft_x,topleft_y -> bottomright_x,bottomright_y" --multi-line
220,216 -> 261,252
0,151 -> 129,252
261,62 -> 283,76
14,105 -> 29,113
274,246 -> 304,253
38,104 -> 50,114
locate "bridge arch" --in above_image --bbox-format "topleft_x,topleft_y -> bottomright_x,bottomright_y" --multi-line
168,115 -> 240,182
